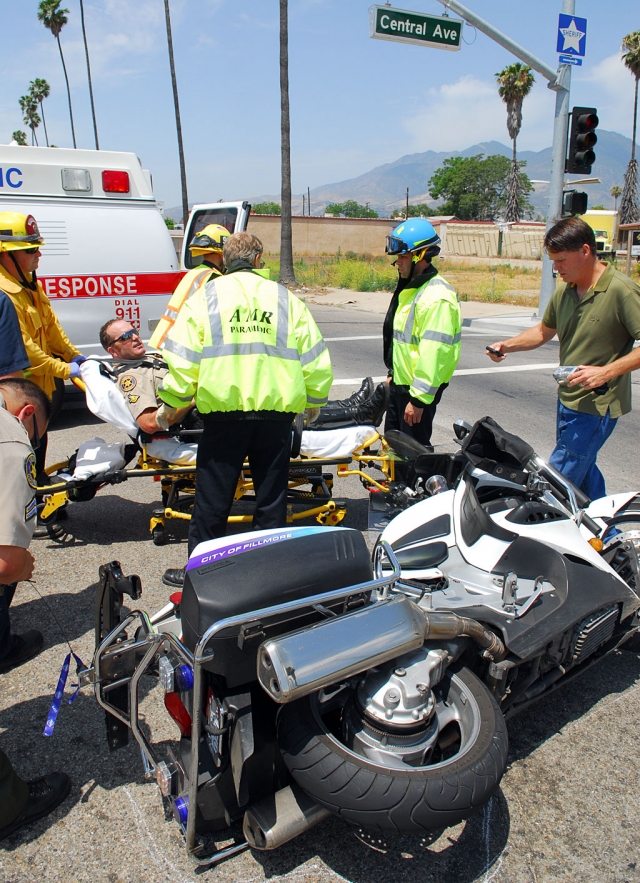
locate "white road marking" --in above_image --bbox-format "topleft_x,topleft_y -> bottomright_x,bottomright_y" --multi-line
454,362 -> 557,376
332,362 -> 557,386
324,335 -> 380,342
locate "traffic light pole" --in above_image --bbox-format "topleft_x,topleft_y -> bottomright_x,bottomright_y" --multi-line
434,0 -> 575,315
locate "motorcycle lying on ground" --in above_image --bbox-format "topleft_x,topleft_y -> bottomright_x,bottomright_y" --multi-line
82,416 -> 640,867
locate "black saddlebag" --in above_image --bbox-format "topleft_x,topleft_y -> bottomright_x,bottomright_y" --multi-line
181,526 -> 373,686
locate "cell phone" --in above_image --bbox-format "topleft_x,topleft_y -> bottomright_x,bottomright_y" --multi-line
486,346 -> 505,358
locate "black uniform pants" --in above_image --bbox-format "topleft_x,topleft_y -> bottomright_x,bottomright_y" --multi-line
384,382 -> 447,448
187,417 -> 293,555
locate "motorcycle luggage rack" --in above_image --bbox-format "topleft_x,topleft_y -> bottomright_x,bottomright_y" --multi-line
90,541 -> 401,865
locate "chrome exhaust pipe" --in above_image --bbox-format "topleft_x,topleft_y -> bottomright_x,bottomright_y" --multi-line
258,595 -> 427,704
243,785 -> 330,850
258,597 -> 506,704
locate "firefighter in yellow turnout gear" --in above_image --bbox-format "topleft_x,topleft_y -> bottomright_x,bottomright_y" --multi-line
149,224 -> 230,351
383,218 -> 461,447
158,232 -> 333,588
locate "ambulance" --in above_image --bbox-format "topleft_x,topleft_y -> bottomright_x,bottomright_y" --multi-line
0,144 -> 251,355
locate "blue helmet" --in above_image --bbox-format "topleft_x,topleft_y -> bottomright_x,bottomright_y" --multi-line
386,218 -> 441,261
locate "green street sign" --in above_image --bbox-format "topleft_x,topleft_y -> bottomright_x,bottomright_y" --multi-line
369,5 -> 463,51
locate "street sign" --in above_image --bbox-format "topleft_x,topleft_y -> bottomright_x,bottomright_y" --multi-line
556,14 -> 587,57
369,5 -> 463,51
559,54 -> 582,66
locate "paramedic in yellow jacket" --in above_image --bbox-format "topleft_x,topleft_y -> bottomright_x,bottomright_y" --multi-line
0,212 -> 83,473
158,232 -> 333,588
149,223 -> 229,350
383,218 -> 461,447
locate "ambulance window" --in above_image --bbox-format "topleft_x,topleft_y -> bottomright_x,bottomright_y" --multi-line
184,207 -> 238,269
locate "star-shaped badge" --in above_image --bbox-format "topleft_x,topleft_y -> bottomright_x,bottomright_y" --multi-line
559,19 -> 584,54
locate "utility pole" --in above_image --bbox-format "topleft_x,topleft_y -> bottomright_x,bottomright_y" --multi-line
308,186 -> 311,216
434,0 -> 572,314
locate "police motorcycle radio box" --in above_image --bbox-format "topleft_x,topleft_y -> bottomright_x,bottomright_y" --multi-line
0,144 -> 249,355
181,525 -> 373,687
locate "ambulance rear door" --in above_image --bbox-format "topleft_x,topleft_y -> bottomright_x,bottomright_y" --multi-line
181,201 -> 251,269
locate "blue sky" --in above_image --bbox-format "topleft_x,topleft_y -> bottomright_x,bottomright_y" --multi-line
1,1 -> 638,209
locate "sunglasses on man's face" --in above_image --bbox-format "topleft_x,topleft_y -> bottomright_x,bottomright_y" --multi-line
113,328 -> 141,344
23,247 -> 40,255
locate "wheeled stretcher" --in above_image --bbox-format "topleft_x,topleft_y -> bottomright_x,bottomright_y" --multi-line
36,359 -> 397,543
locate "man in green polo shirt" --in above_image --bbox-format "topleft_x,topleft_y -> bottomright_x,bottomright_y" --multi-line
486,216 -> 640,499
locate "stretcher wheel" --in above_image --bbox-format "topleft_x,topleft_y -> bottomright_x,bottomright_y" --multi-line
152,525 -> 167,546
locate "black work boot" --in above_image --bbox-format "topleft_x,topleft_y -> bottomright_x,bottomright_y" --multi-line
332,377 -> 374,409
313,382 -> 389,429
0,630 -> 44,674
0,772 -> 71,841
356,382 -> 389,427
162,568 -> 185,588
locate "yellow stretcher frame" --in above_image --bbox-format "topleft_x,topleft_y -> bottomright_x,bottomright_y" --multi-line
36,378 -> 398,543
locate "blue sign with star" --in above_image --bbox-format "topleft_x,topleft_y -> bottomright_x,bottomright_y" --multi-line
557,14 -> 587,57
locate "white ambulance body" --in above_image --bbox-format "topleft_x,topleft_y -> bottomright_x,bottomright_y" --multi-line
0,145 -> 250,355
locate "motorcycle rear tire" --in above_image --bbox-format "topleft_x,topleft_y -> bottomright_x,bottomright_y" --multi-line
277,666 -> 508,833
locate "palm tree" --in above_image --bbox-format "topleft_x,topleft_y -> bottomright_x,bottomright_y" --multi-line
19,94 -> 41,146
495,62 -> 535,223
12,131 -> 28,146
29,78 -> 50,147
79,0 -> 99,149
611,185 -> 622,211
163,0 -> 188,226
620,31 -> 640,224
279,0 -> 296,285
38,0 -> 76,148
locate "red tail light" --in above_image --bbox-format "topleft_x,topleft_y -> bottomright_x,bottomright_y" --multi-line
170,592 -> 182,606
164,691 -> 192,737
102,170 -> 130,193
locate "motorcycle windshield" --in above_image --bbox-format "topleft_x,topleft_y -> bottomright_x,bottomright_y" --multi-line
383,429 -> 433,461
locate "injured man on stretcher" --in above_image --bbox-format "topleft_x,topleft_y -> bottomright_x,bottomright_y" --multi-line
98,319 -> 388,435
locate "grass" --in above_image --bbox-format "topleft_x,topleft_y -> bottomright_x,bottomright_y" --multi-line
264,254 -> 543,305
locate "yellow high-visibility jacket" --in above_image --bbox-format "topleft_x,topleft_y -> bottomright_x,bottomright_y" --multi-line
0,264 -> 80,398
158,268 -> 333,416
148,263 -> 222,351
392,273 -> 462,405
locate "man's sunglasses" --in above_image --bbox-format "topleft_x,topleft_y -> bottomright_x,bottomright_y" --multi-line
112,328 -> 141,344
23,246 -> 40,254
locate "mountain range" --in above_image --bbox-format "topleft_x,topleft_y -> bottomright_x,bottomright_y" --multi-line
167,129 -> 637,221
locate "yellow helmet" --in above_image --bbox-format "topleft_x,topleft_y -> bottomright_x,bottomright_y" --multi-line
188,223 -> 229,256
0,212 -> 45,252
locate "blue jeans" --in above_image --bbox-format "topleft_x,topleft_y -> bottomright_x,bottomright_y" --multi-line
549,401 -> 617,500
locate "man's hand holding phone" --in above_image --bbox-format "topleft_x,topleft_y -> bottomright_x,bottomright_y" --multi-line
486,343 -> 507,362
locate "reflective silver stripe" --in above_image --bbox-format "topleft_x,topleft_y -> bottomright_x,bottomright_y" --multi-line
163,337 -> 202,364
186,269 -> 211,300
299,339 -> 328,366
412,378 -> 439,397
203,276 -> 299,360
308,395 -> 329,405
421,329 -> 462,345
202,342 -> 300,359
157,380 -> 193,402
163,307 -> 179,320
276,284 -> 290,349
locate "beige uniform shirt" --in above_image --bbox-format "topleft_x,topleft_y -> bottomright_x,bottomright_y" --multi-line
0,395 -> 37,549
116,360 -> 168,423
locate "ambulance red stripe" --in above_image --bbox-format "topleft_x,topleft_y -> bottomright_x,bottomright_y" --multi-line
41,271 -> 185,299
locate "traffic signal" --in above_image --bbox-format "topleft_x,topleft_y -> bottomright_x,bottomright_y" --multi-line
562,189 -> 588,216
566,107 -> 598,174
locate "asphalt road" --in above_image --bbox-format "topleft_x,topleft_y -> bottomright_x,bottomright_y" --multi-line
1,301 -> 640,883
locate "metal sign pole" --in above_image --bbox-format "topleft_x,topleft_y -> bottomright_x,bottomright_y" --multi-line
433,0 -> 574,315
